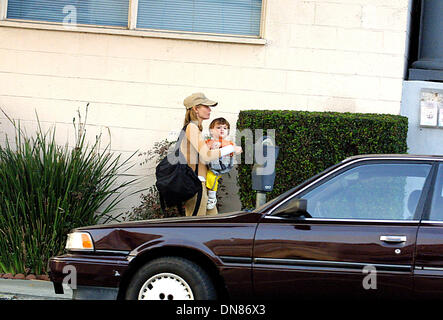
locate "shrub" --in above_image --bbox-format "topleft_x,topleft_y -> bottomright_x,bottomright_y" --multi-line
125,139 -> 181,221
236,110 -> 408,210
125,185 -> 181,220
0,108 -> 137,275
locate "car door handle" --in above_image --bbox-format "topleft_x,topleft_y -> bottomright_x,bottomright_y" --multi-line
380,235 -> 407,243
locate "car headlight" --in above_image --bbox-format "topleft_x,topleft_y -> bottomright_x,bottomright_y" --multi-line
66,232 -> 94,251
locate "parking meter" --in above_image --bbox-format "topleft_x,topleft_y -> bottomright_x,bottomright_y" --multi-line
252,136 -> 279,208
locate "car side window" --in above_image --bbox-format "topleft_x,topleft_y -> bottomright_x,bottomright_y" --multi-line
429,164 -> 443,221
298,163 -> 432,220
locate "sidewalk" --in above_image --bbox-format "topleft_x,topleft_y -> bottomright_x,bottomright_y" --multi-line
0,279 -> 72,300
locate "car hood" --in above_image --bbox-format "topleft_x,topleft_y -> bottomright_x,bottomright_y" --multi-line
75,210 -> 258,231
72,211 -> 261,252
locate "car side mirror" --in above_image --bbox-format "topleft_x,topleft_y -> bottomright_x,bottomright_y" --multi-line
274,198 -> 311,218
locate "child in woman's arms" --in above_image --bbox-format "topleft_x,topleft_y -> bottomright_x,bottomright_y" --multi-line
205,118 -> 240,210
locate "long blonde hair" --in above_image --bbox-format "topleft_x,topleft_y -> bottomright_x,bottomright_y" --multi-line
183,107 -> 203,131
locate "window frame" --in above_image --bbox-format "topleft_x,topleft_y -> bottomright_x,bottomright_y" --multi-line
0,0 -> 267,44
267,158 -> 438,222
422,162 -> 443,221
0,0 -> 6,20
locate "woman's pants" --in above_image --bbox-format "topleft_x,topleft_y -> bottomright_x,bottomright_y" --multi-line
184,181 -> 218,216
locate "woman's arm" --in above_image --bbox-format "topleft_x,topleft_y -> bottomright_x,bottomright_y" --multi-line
186,123 -> 221,162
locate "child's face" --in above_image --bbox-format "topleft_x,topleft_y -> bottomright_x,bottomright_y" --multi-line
210,123 -> 229,139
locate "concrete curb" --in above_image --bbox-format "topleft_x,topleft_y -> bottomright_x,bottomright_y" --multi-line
0,279 -> 72,300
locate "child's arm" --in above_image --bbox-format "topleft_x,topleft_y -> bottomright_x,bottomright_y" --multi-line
221,140 -> 235,148
186,123 -> 223,162
206,139 -> 221,150
220,140 -> 236,157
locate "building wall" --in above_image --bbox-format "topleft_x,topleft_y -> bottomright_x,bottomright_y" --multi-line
0,0 -> 410,215
401,81 -> 443,156
403,0 -> 415,79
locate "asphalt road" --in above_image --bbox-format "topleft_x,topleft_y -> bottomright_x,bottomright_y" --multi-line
0,279 -> 72,300
0,293 -> 67,300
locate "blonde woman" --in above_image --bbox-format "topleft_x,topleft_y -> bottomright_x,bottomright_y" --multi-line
180,93 -> 242,216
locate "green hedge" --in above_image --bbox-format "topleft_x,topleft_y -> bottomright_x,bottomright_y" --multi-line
236,110 -> 408,209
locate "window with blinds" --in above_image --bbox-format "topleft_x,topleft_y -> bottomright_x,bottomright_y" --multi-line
6,0 -> 263,37
136,0 -> 262,36
7,0 -> 130,27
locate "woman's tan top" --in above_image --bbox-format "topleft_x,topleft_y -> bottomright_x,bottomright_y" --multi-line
180,122 -> 221,178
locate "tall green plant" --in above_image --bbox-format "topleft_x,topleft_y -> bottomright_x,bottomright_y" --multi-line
0,108 -> 138,275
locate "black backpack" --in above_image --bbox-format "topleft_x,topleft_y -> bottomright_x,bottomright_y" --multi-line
155,125 -> 203,216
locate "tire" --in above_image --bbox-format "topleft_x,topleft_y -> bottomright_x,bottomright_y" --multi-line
125,256 -> 217,300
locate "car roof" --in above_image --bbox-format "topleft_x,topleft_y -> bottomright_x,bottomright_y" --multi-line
342,154 -> 443,163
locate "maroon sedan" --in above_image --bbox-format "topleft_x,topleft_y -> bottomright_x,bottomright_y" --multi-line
49,154 -> 443,300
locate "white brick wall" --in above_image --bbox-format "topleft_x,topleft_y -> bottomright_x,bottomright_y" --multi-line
316,3 -> 363,28
0,0 -> 410,214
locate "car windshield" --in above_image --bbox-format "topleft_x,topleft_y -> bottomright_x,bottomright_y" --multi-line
253,161 -> 344,213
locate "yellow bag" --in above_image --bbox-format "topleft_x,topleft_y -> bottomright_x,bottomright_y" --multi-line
206,171 -> 221,191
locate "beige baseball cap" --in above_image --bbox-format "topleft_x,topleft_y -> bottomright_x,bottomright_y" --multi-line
183,92 -> 218,109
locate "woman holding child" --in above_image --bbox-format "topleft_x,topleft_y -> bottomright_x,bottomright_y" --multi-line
180,93 -> 242,216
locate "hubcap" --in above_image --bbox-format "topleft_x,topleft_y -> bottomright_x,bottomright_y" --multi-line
138,273 -> 194,300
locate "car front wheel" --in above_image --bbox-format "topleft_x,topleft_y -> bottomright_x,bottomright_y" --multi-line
125,256 -> 217,300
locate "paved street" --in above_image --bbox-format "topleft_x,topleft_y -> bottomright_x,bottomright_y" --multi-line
0,293 -> 66,300
0,279 -> 72,300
